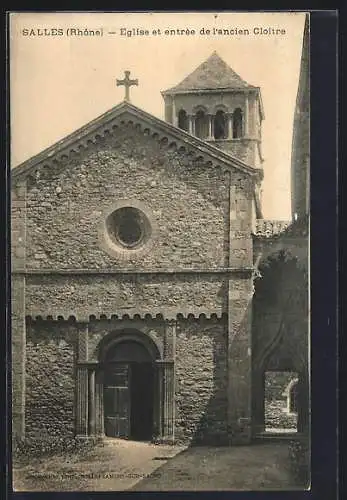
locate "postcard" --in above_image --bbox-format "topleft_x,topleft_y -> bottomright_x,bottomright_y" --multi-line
10,11 -> 310,492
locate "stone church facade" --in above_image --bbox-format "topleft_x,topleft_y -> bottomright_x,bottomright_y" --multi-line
11,32 -> 309,447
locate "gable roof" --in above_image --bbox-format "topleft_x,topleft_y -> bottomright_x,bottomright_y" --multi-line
12,100 -> 263,181
163,51 -> 256,94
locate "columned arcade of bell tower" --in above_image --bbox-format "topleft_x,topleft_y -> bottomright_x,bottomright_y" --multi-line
162,51 -> 265,168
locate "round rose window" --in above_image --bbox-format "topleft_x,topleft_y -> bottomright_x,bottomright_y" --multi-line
105,207 -> 151,250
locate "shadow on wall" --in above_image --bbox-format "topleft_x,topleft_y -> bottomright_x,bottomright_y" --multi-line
174,316 -> 229,446
175,293 -> 253,447
190,296 -> 253,445
191,323 -> 228,446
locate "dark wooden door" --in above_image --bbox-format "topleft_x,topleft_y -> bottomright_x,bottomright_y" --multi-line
104,364 -> 130,438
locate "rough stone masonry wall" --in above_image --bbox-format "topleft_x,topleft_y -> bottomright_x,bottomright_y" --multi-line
25,322 -> 77,441
213,139 -> 258,167
175,319 -> 228,444
25,274 -> 227,320
13,120 -> 256,444
11,181 -> 27,439
24,125 -> 233,271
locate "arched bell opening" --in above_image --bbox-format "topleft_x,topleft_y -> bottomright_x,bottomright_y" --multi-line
214,110 -> 227,139
178,109 -> 189,132
195,110 -> 209,139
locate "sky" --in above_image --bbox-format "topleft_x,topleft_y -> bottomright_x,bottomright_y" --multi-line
10,12 -> 307,219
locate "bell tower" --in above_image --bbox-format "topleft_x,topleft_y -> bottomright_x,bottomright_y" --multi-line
162,51 -> 264,168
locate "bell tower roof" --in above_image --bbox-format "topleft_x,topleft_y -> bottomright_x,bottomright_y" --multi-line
163,51 -> 256,94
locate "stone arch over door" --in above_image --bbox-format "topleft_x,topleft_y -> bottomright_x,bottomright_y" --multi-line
76,327 -> 175,442
283,377 -> 299,414
98,329 -> 161,363
251,250 -> 309,436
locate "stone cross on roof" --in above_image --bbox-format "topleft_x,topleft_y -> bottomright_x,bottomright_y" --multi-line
116,70 -> 138,102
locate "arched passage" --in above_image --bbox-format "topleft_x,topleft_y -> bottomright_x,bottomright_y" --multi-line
101,331 -> 160,441
251,250 -> 309,436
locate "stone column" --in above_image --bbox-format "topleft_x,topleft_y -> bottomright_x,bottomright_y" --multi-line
155,361 -> 164,439
163,361 -> 175,441
188,115 -> 194,135
172,97 -> 177,127
76,324 -> 89,436
156,360 -> 175,442
76,366 -> 89,436
227,112 -> 233,139
88,367 -> 96,436
157,319 -> 176,442
95,368 -> 104,436
207,114 -> 214,139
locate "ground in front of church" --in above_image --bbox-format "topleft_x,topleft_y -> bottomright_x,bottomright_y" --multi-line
13,439 -> 305,491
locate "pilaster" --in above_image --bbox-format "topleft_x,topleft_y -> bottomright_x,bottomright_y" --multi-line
164,319 -> 176,360
95,369 -> 104,436
227,182 -> 253,444
188,114 -> 196,136
226,112 -> 233,140
207,114 -> 214,139
76,323 -> 89,436
251,93 -> 258,139
244,93 -> 249,137
88,369 -> 96,435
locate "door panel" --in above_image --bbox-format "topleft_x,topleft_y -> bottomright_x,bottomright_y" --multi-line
130,363 -> 154,440
104,364 -> 130,438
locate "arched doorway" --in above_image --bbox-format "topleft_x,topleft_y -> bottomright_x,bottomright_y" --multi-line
251,250 -> 309,436
102,335 -> 158,441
